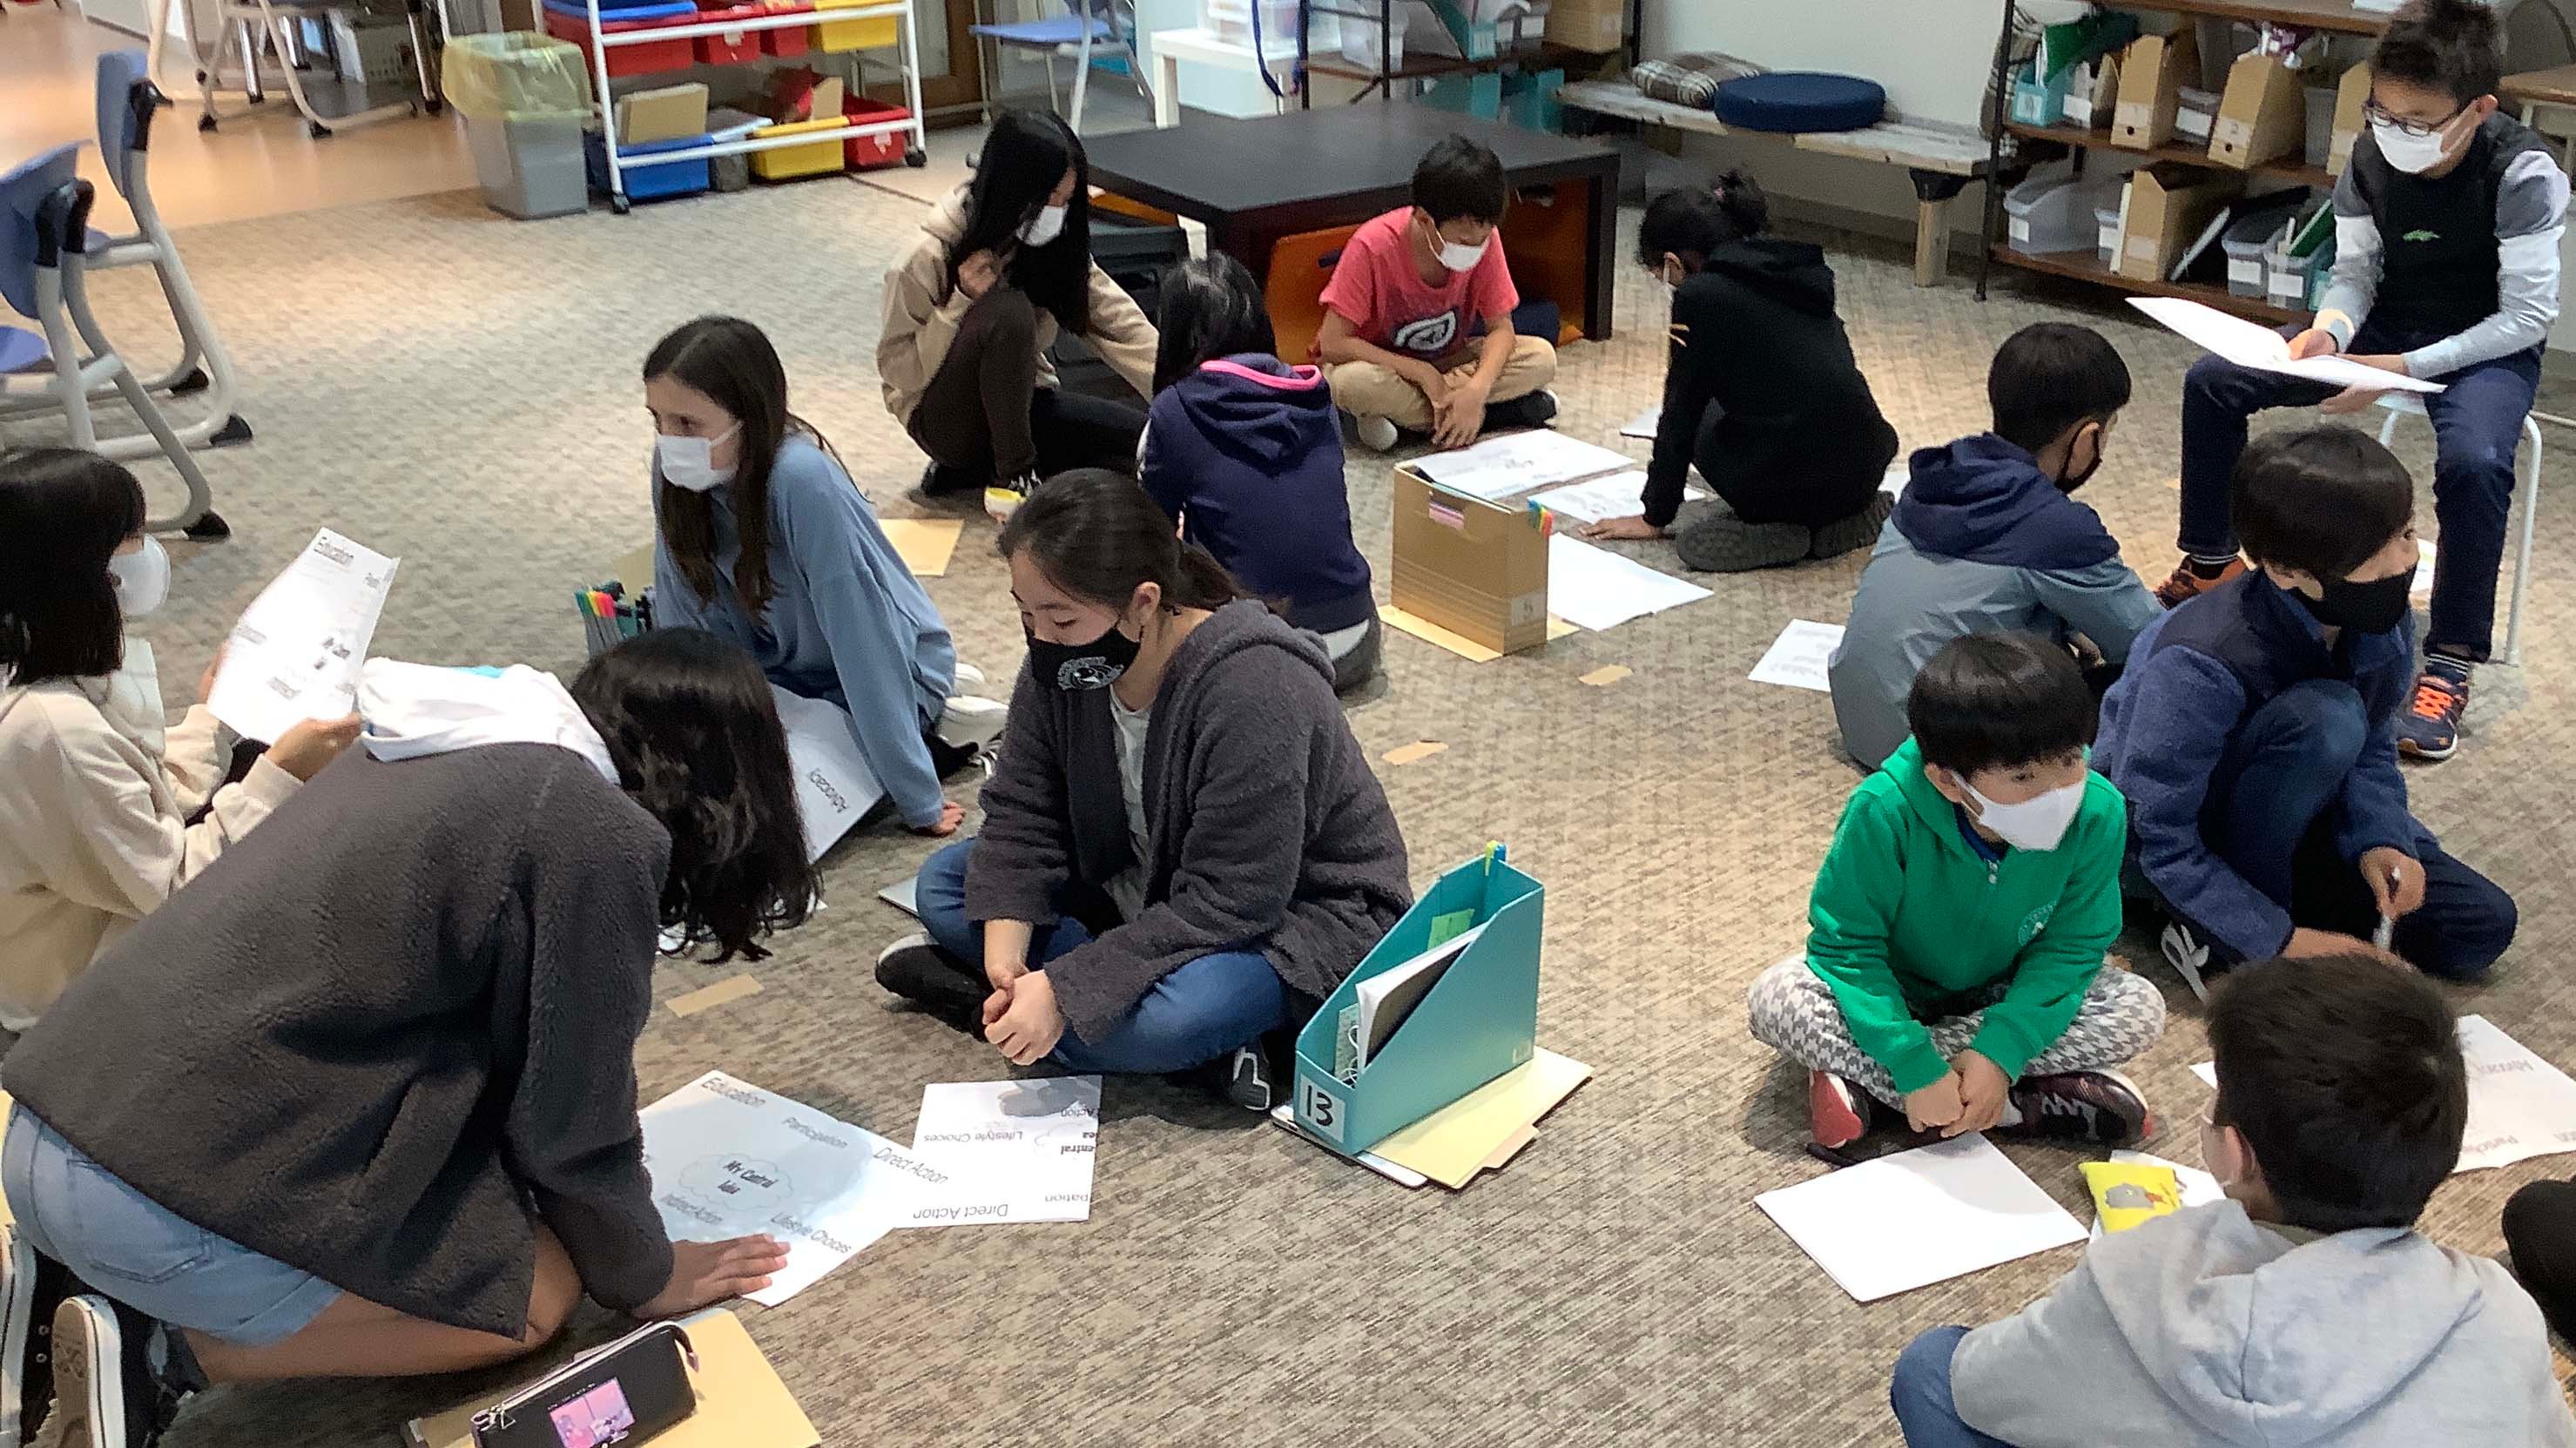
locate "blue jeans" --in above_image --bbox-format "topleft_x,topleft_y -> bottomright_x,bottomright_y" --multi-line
1892,1326 -> 2016,1448
2178,321 -> 2538,662
2206,680 -> 2516,978
913,838 -> 1291,1073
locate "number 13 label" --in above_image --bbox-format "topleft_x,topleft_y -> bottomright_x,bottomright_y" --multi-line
1298,1079 -> 1347,1145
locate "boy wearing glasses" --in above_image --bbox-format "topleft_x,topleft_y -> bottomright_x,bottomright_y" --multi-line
2156,0 -> 2566,763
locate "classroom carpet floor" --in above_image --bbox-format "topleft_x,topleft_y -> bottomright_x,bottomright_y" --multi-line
17,158 -> 2576,1447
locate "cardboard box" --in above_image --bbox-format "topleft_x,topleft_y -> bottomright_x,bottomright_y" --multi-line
616,82 -> 709,145
1544,0 -> 1624,54
2329,62 -> 2371,175
2112,28 -> 2200,151
2119,163 -> 2241,281
1389,466 -> 1549,657
2209,51 -> 2307,169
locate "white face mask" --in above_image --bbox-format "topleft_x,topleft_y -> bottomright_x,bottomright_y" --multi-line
1962,776 -> 2087,852
1424,216 -> 1491,273
107,535 -> 170,618
2372,113 -> 2462,175
1019,203 -> 1068,247
656,425 -> 738,494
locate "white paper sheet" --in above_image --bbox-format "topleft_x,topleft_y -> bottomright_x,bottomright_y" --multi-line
877,876 -> 919,917
1411,429 -> 1638,502
206,529 -> 400,743
2128,297 -> 2445,394
1757,1135 -> 2087,1302
2190,1015 -> 2576,1173
900,1076 -> 1102,1226
767,687 -> 885,862
1619,406 -> 1661,440
1748,619 -> 1845,692
1544,535 -> 1712,631
2089,1149 -> 2225,1240
639,1070 -> 946,1304
2413,541 -> 2437,598
1526,471 -> 1707,525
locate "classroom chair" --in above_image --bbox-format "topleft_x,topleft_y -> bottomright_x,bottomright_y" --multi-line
969,0 -> 1147,133
192,0 -> 435,138
0,53 -> 251,457
2372,392 -> 2541,666
0,145 -> 225,537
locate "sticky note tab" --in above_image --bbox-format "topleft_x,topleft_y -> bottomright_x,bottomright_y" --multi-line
1382,741 -> 1447,766
1427,908 -> 1475,946
668,973 -> 763,1018
1579,664 -> 1630,687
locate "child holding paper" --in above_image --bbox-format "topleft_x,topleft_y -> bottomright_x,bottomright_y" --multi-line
875,470 -> 1412,1110
1749,632 -> 2164,1151
2098,427 -> 2516,986
0,448 -> 358,1034
2159,0 -> 2567,761
1894,953 -> 2576,1448
647,316 -> 1004,840
1316,134 -> 1559,452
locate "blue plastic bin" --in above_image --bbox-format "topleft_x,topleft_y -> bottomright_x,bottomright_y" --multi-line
584,131 -> 711,202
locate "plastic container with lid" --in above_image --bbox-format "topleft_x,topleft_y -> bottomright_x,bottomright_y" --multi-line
2095,199 -> 2122,267
2175,84 -> 2220,144
445,34 -> 593,220
843,96 -> 911,169
585,130 -> 712,201
543,0 -> 698,78
2003,163 -> 2112,257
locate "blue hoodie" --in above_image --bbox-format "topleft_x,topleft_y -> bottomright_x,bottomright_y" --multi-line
1828,434 -> 2159,768
1138,355 -> 1373,636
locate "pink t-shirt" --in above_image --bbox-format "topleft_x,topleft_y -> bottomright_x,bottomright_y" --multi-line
1317,207 -> 1519,361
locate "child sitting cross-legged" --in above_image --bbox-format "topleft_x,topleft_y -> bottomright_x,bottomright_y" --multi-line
1750,631 -> 2165,1150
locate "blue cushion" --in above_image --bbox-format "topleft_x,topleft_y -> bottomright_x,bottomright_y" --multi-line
1715,72 -> 1885,134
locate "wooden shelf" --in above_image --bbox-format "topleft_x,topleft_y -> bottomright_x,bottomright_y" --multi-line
1301,41 -> 1592,86
1988,246 -> 2309,325
2005,121 -> 2333,190
2122,0 -> 2392,37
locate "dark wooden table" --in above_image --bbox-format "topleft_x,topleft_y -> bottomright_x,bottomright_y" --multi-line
1082,104 -> 1624,340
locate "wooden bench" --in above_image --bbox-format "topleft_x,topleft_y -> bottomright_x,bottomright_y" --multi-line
2501,65 -> 2576,171
1555,78 -> 1993,287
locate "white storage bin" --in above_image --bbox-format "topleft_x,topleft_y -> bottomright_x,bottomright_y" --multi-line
1204,0 -> 1306,49
2266,247 -> 2315,306
1339,2 -> 1408,71
2004,164 -> 2114,257
2175,85 -> 2220,144
329,10 -> 414,86
2095,200 -> 2122,267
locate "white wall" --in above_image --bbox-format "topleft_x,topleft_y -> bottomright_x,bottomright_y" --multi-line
1649,0 -> 2009,128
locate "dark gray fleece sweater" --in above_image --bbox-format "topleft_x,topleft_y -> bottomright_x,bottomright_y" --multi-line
5,743 -> 674,1337
966,599 -> 1412,1040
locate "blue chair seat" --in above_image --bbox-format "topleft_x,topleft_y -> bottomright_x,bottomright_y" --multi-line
0,326 -> 49,374
968,15 -> 1112,44
1715,72 -> 1886,134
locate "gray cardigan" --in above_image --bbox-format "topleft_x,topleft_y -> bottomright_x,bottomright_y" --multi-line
966,600 -> 1411,1040
6,744 -> 675,1337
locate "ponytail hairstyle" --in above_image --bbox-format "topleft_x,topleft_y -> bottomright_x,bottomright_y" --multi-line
571,628 -> 818,963
1635,167 -> 1771,272
997,468 -> 1248,617
0,447 -> 146,687
1150,253 -> 1278,394
953,109 -> 1096,335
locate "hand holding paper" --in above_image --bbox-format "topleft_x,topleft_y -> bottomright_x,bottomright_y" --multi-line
2128,298 -> 2443,394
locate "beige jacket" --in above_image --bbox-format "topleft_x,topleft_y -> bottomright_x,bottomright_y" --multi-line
0,644 -> 299,1029
877,185 -> 1158,425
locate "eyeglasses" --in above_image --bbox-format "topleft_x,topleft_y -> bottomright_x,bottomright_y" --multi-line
2364,101 -> 2468,138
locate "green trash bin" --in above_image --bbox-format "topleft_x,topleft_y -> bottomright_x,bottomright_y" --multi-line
445,34 -> 593,220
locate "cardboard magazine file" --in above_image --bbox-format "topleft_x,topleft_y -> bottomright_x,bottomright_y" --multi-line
2111,28 -> 2200,151
2208,51 -> 2306,169
2119,164 -> 2240,282
1291,848 -> 1544,1156
2329,63 -> 2371,176
1390,465 -> 1550,656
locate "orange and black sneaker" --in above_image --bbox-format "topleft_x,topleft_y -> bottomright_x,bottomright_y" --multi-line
2397,656 -> 2472,761
2153,555 -> 2247,610
1808,1071 -> 1874,1149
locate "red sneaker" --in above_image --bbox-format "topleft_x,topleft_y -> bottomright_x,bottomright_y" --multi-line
2154,556 -> 2247,610
1808,1071 -> 1873,1149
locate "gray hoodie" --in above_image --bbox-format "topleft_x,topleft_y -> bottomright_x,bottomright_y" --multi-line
1953,1201 -> 2576,1447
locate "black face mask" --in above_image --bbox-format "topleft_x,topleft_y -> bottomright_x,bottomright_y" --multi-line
1027,617 -> 1141,691
2054,425 -> 2104,493
2294,569 -> 2412,635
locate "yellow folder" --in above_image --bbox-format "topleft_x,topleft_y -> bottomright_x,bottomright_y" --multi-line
1368,1047 -> 1592,1189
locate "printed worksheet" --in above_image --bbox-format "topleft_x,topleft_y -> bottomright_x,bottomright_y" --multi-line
1747,620 -> 1845,692
639,1070 -> 947,1304
206,529 -> 399,743
767,686 -> 885,863
901,1076 -> 1102,1226
1411,429 -> 1637,502
2189,1015 -> 2576,1173
2128,297 -> 2444,394
1544,535 -> 1711,631
1526,471 -> 1709,525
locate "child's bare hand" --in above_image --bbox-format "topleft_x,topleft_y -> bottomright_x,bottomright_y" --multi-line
1904,1074 -> 1963,1135
1948,1050 -> 2010,1137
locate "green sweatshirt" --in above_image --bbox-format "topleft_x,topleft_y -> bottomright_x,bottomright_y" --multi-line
1804,737 -> 2128,1094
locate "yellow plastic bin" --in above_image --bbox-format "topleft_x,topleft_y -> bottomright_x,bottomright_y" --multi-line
751,117 -> 850,180
813,0 -> 897,51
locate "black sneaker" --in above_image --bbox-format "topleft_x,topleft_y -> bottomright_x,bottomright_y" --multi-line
919,461 -> 982,497
37,1296 -> 188,1448
4,1235 -> 80,1448
1999,1070 -> 2151,1147
874,933 -> 988,1031
1190,1043 -> 1278,1112
1481,388 -> 1559,433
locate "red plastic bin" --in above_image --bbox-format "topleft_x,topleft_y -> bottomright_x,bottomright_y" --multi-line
842,97 -> 910,169
759,0 -> 813,56
542,7 -> 697,78
693,2 -> 765,62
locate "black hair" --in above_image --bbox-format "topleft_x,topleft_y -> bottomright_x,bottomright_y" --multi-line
645,315 -> 848,622
954,109 -> 1094,334
1905,631 -> 2096,776
997,468 -> 1247,614
1411,133 -> 1507,226
2208,953 -> 2467,1232
570,628 -> 818,963
1151,254 -> 1278,394
1988,323 -> 2132,455
1635,169 -> 1770,268
2375,0 -> 2502,107
0,447 -> 147,687
2231,426 -> 2414,582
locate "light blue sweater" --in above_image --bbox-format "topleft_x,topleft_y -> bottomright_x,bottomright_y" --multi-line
652,435 -> 956,828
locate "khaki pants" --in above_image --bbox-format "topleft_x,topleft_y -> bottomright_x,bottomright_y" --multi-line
1324,335 -> 1557,431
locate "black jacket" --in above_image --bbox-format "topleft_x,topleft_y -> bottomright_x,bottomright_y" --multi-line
1646,237 -> 1898,528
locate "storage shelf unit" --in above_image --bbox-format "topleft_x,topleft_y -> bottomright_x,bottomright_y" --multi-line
1289,0 -> 1644,107
1976,0 -> 2391,320
577,0 -> 931,212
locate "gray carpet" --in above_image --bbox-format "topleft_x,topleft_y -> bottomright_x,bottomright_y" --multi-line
16,157 -> 2576,1446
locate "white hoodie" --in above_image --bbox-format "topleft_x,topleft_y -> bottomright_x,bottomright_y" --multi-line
355,660 -> 617,784
1953,1200 -> 2576,1446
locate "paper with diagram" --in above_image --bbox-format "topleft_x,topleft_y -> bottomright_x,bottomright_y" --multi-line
1748,619 -> 1845,692
1757,1135 -> 2087,1302
2089,1150 -> 2224,1240
207,529 -> 400,743
1527,471 -> 1709,525
2189,1015 -> 2576,1173
639,1070 -> 945,1305
1545,535 -> 1711,631
767,687 -> 885,862
2128,297 -> 2444,394
901,1076 -> 1102,1226
1411,429 -> 1637,502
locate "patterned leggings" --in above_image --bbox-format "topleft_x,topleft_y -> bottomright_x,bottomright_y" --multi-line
1746,956 -> 2167,1108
